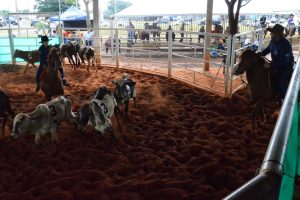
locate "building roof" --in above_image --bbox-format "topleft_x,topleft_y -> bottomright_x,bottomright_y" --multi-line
114,0 -> 300,17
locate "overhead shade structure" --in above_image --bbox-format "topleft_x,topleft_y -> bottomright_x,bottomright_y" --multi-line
49,6 -> 87,22
114,0 -> 300,17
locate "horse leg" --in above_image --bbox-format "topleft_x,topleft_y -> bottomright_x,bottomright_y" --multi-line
24,62 -> 30,73
125,100 -> 129,117
252,101 -> 264,131
92,57 -> 97,73
67,57 -> 75,69
87,60 -> 90,72
32,63 -> 38,70
133,97 -> 137,108
2,114 -> 8,133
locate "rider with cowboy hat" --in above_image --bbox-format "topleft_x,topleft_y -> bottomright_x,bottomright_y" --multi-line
260,24 -> 294,100
36,36 -> 69,92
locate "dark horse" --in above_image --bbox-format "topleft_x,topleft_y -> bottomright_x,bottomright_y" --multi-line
40,47 -> 64,101
0,89 -> 15,133
234,49 -> 276,130
60,42 -> 79,69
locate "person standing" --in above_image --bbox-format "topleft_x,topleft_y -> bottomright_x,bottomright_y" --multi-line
166,25 -> 175,42
198,26 -> 205,43
127,20 -> 135,46
179,22 -> 185,42
84,30 -> 94,46
287,13 -> 296,37
259,15 -> 267,28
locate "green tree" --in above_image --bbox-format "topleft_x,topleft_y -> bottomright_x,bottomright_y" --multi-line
225,0 -> 252,34
34,0 -> 79,12
104,0 -> 132,17
82,0 -> 92,29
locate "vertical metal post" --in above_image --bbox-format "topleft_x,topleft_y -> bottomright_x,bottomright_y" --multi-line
58,0 -> 63,44
203,0 -> 213,71
258,29 -> 264,52
109,19 -> 114,54
93,0 -> 101,66
167,30 -> 172,78
228,35 -> 236,96
8,13 -> 15,63
17,14 -> 20,36
224,34 -> 232,96
115,29 -> 119,70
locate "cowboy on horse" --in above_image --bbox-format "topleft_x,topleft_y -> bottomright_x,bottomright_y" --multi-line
35,36 -> 69,92
259,24 -> 294,100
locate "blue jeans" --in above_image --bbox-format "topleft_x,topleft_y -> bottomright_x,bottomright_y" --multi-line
85,40 -> 93,46
275,68 -> 293,99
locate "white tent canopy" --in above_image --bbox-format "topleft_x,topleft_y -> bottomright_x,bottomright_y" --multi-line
114,0 -> 300,17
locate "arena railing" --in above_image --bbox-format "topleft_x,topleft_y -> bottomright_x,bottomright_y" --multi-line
224,58 -> 300,200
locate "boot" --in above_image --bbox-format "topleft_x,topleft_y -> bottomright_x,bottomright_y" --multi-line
35,82 -> 40,92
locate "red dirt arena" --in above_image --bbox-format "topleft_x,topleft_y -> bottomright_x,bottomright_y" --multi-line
0,64 -> 279,200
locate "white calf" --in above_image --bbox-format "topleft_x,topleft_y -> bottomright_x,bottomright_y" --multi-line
11,96 -> 76,144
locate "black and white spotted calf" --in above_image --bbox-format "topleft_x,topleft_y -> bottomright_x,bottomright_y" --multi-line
78,86 -> 119,139
76,45 -> 97,73
60,42 -> 79,69
112,74 -> 136,116
0,89 -> 15,133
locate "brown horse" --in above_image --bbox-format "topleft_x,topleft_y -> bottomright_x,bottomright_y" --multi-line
12,49 -> 39,73
40,48 -> 64,101
234,49 -> 276,130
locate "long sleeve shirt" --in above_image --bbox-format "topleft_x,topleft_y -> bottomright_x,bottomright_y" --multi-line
261,37 -> 294,70
39,45 -> 50,67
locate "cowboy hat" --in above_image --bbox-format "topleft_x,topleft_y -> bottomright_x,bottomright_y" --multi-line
39,36 -> 52,43
267,24 -> 284,35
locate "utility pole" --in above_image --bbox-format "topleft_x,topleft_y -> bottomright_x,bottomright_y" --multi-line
93,0 -> 101,65
15,0 -> 18,12
203,0 -> 213,71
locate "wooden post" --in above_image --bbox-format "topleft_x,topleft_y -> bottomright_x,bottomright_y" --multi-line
203,0 -> 213,71
93,0 -> 101,66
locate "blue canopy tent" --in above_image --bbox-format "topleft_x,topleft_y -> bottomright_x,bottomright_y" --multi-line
49,6 -> 93,28
49,6 -> 87,22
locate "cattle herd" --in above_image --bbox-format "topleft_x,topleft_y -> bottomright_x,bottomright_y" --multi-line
0,69 -> 137,148
12,41 -> 97,73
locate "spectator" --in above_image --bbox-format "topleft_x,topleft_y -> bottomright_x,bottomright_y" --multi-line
127,20 -> 135,46
287,13 -> 296,36
179,22 -> 185,42
105,35 -> 121,53
259,15 -> 267,28
166,25 -> 175,42
198,26 -> 205,43
84,30 -> 94,46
